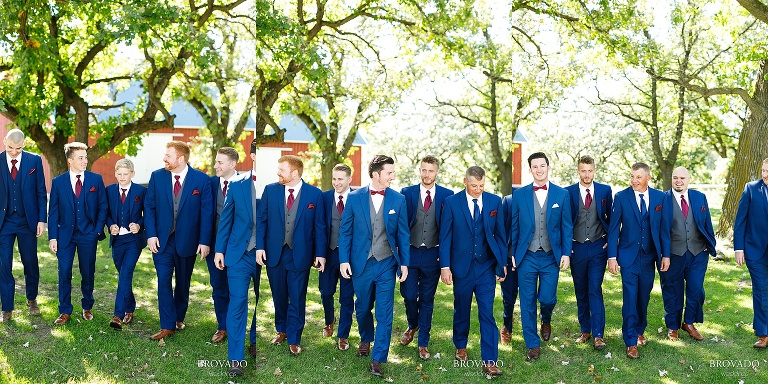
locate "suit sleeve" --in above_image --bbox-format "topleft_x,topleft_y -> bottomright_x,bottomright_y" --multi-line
338,196 -> 354,264
135,188 -> 146,227
560,192 -> 573,257
96,177 -> 108,236
48,181 -> 59,241
314,192 -> 327,258
502,196 -> 514,266
438,201 -> 453,269
659,195 -> 671,258
106,188 -> 116,228
198,176 -> 214,246
215,187 -> 236,255
144,175 -> 158,239
607,196 -> 622,259
35,156 -> 47,222
604,187 -> 613,225
255,187 -> 269,251
733,184 -> 750,251
507,196 -> 520,259
396,197 -> 410,267
702,195 -> 716,256
493,200 -> 507,277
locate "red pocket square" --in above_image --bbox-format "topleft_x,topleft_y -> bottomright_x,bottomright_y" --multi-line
89,186 -> 96,192
28,168 -> 36,175
655,205 -> 662,212
192,189 -> 200,195
134,196 -> 140,202
700,206 -> 706,211
490,210 -> 497,217
308,203 -> 315,209
601,199 -> 606,205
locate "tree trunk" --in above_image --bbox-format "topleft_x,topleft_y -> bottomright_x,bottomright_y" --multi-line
718,59 -> 768,237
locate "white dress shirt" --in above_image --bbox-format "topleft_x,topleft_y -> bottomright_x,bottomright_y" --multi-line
466,192 -> 483,218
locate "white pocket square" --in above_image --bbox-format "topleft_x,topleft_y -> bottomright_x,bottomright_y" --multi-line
388,209 -> 396,214
552,203 -> 560,208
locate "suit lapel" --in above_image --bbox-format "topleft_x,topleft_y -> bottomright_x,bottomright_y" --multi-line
631,190 -> 642,224
457,190 -> 473,229
382,189 -> 394,231
64,171 -> 74,211
177,166 -> 193,211
245,173 -> 254,224
0,153 -> 8,186
18,152 -> 27,185
358,187 -> 371,233
294,180 -> 307,224
525,186 -> 535,224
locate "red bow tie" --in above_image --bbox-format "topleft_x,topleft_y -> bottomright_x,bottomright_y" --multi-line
533,184 -> 547,191
370,189 -> 386,196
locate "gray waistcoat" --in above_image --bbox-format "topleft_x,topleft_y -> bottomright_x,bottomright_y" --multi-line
670,198 -> 707,256
283,188 -> 301,249
171,178 -> 185,234
247,181 -> 258,251
410,196 -> 438,248
214,182 -> 225,232
329,197 -> 342,250
573,195 -> 606,243
528,192 -> 552,252
368,197 -> 393,261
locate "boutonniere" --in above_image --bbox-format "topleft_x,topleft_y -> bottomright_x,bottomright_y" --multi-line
655,205 -> 662,212
192,189 -> 201,195
28,168 -> 36,175
308,203 -> 315,209
490,210 -> 497,217
700,206 -> 706,212
134,196 -> 141,202
89,186 -> 96,192
601,199 -> 606,205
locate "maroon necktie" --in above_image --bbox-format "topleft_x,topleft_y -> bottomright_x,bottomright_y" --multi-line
585,188 -> 592,209
424,190 -> 432,211
533,184 -> 547,191
75,175 -> 82,198
287,188 -> 295,210
10,159 -> 18,180
681,195 -> 689,218
337,195 -> 344,215
173,175 -> 181,197
223,180 -> 229,197
370,189 -> 385,196
121,188 -> 127,203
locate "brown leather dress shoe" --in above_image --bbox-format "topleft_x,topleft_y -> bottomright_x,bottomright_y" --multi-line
271,332 -> 287,345
212,330 -> 227,343
175,321 -> 186,330
122,312 -> 133,324
54,313 -> 70,325
338,338 -> 350,351
667,328 -> 679,340
82,309 -> 93,321
370,360 -> 383,377
681,323 -> 704,340
526,346 -> 541,361
401,327 -> 418,346
109,316 -> 123,330
323,320 -> 335,338
150,329 -> 175,340
637,334 -> 647,346
626,346 -> 639,359
228,360 -> 244,377
0,311 -> 11,323
455,348 -> 468,361
357,341 -> 371,356
418,346 -> 431,360
594,337 -> 606,350
482,363 -> 503,376
28,300 -> 40,316
754,336 -> 768,349
575,332 -> 591,343
249,343 -> 258,357
540,322 -> 552,341
500,326 -> 511,345
289,344 -> 302,355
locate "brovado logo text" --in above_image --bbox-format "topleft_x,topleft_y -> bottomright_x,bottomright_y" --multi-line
454,360 -> 505,368
709,360 -> 759,369
197,360 -> 247,368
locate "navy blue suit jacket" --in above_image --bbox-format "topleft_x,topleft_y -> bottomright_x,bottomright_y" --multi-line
607,187 -> 670,266
105,182 -> 147,249
338,186 -> 410,278
215,172 -> 259,266
0,151 -> 48,231
256,181 -> 327,270
48,171 -> 108,247
734,180 -> 768,261
144,164 -> 213,256
508,183 -> 573,266
400,183 -> 453,234
565,182 -> 612,235
439,190 -> 507,279
664,189 -> 716,257
501,189 -> 517,266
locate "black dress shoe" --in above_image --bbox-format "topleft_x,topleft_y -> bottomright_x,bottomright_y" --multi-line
370,360 -> 383,377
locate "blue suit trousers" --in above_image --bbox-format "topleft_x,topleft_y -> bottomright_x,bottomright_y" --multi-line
353,256 -> 397,363
570,238 -> 608,337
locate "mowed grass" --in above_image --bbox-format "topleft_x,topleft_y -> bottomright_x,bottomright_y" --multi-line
0,238 -> 766,384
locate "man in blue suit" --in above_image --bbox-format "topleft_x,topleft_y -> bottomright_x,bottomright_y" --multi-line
0,129 -> 47,323
565,155 -> 612,350
508,152 -> 573,362
319,163 -> 355,351
207,147 -> 246,344
734,158 -> 768,349
48,142 -> 108,326
661,166 -> 715,342
213,144 -> 264,377
607,162 -> 670,359
339,154 -> 409,377
440,166 -> 506,377
145,141 -> 213,340
105,159 -> 146,330
256,155 -> 326,356
399,155 -> 453,360
500,188 -> 518,346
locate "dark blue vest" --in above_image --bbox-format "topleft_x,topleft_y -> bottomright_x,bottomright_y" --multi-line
639,210 -> 655,254
75,189 -> 88,234
118,195 -> 131,229
8,171 -> 25,215
471,213 -> 491,263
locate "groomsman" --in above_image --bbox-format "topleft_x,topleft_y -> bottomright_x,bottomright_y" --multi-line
508,152 -> 572,362
0,129 -> 47,323
105,159 -> 146,330
207,147 -> 245,343
734,158 -> 768,349
607,162 -> 670,359
565,155 -> 612,350
500,188 -> 518,345
213,143 -> 264,377
339,154 -> 409,377
319,163 -> 355,350
256,155 -> 326,355
661,167 -> 716,341
48,142 -> 108,325
399,155 -> 452,359
440,166 -> 506,377
145,141 -> 213,340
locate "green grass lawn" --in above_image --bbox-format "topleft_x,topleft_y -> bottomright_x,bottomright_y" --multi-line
0,239 -> 766,383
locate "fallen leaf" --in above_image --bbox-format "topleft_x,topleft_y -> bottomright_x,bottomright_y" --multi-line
588,364 -> 595,374
22,342 -> 29,348
605,352 -> 612,359
562,361 -> 570,365
158,339 -> 166,347
659,370 -> 668,377
274,367 -> 282,376
610,366 -> 619,372
384,377 -> 394,382
438,366 -> 447,372
711,336 -> 719,342
594,376 -> 601,381
433,353 -> 441,359
88,335 -> 93,341
657,327 -> 664,333
416,363 -> 423,372
679,359 -> 685,365
553,337 -> 560,341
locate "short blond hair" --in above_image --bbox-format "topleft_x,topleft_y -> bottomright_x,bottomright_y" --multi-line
64,142 -> 88,159
114,158 -> 135,171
